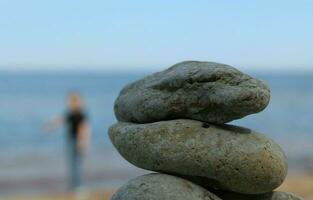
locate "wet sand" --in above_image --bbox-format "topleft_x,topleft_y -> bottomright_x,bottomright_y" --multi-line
1,174 -> 312,200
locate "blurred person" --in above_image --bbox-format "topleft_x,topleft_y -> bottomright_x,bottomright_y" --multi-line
44,92 -> 91,190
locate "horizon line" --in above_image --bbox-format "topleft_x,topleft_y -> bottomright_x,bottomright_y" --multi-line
0,68 -> 313,75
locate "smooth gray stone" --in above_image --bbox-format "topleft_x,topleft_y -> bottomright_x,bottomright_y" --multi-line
111,173 -> 222,200
213,190 -> 304,200
109,119 -> 287,194
114,61 -> 270,124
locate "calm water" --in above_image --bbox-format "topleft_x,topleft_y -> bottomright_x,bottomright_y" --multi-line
0,71 -> 312,195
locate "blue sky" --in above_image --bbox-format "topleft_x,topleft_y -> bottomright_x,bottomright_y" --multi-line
0,0 -> 312,71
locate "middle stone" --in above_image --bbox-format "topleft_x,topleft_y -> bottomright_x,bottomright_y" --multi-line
109,119 -> 287,194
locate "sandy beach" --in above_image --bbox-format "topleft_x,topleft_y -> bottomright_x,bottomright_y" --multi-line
0,190 -> 114,200
1,174 -> 312,200
278,174 -> 313,200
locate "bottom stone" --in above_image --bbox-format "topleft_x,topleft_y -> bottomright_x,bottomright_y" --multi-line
214,190 -> 304,200
111,173 -> 221,200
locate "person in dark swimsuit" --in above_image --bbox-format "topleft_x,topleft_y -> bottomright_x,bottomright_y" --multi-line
45,92 -> 91,190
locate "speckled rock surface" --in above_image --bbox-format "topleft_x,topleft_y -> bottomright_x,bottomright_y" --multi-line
270,192 -> 304,200
114,61 -> 270,124
213,190 -> 304,200
111,173 -> 221,200
109,119 -> 287,194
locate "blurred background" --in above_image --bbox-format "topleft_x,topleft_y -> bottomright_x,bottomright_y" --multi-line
0,0 -> 312,199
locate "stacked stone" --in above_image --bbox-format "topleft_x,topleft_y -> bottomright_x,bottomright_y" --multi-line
109,61 -> 303,200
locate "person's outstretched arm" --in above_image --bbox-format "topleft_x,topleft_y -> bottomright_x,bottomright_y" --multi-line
43,116 -> 64,134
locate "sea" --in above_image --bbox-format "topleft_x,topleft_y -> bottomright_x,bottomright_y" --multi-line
0,71 -> 312,196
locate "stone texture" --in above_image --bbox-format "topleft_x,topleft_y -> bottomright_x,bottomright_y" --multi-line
109,119 -> 287,194
213,190 -> 304,200
114,61 -> 270,124
270,192 -> 304,200
111,173 -> 222,200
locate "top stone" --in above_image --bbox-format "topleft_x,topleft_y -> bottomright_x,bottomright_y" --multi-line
115,61 -> 270,124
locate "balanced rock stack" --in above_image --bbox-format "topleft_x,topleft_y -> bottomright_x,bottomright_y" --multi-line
109,61 -> 303,200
